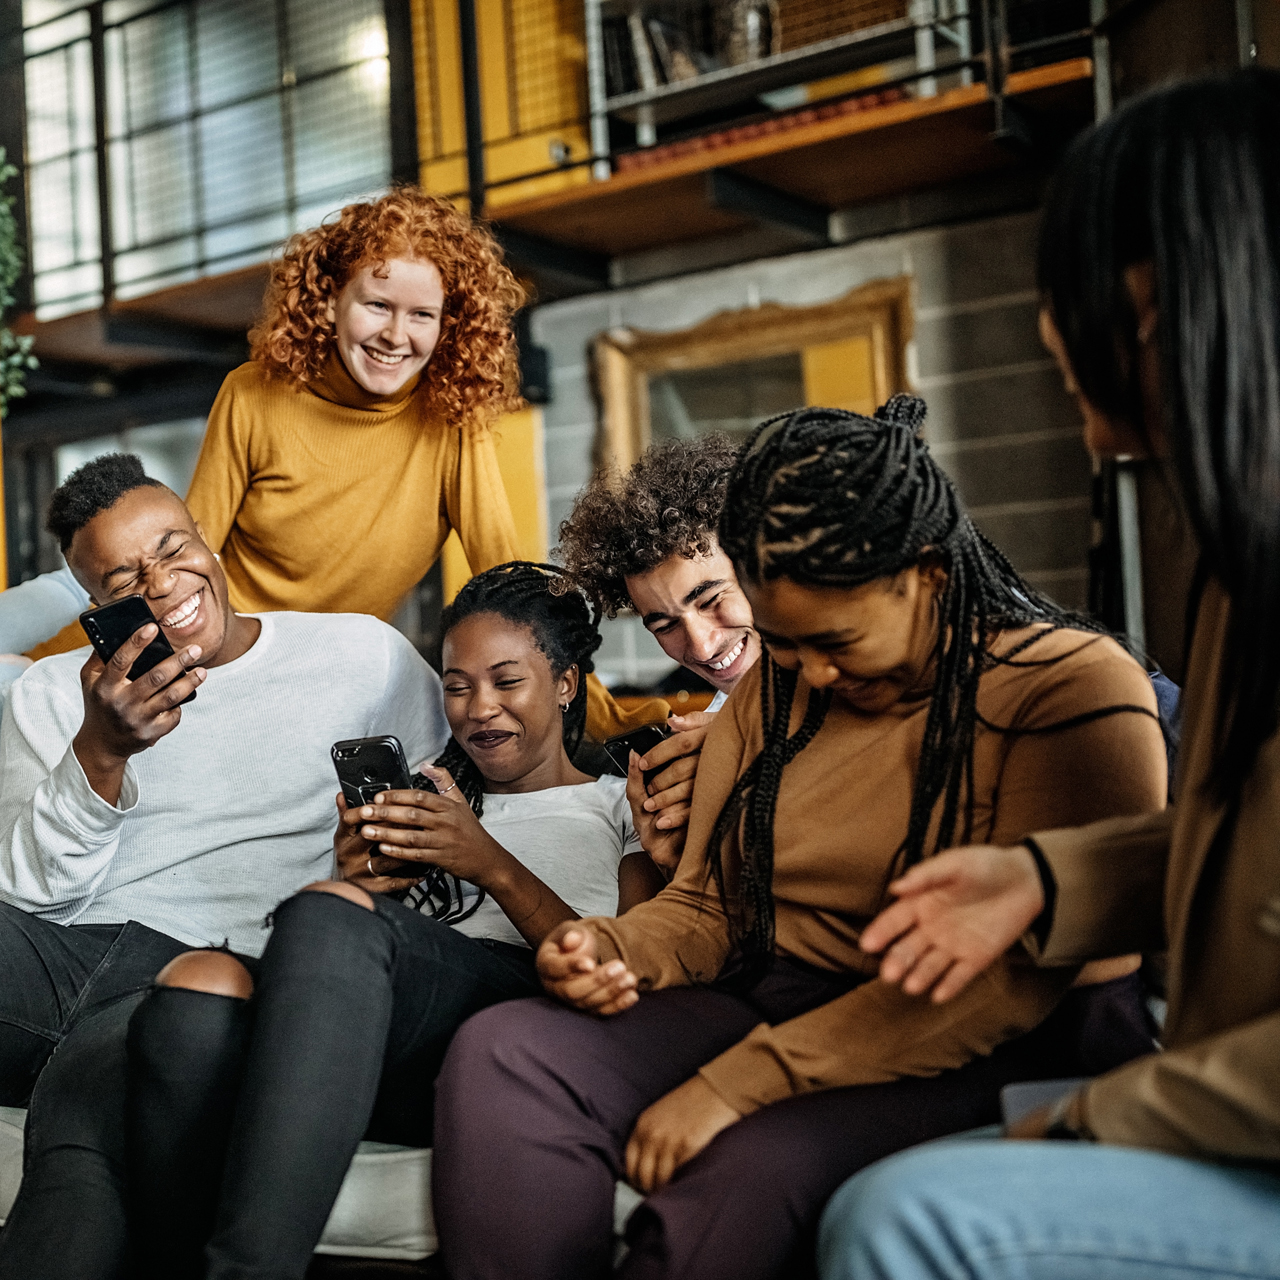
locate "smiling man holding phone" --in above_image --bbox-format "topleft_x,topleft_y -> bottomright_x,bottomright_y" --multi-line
0,452 -> 446,1279
558,435 -> 760,856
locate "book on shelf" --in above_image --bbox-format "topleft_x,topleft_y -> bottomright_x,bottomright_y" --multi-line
602,14 -> 638,96
645,17 -> 705,83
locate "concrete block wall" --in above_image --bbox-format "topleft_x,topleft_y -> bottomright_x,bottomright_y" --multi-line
532,209 -> 1089,689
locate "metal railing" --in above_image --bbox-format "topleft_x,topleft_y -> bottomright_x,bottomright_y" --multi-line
22,0 -> 394,321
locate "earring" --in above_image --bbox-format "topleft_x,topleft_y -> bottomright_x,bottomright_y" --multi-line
559,703 -> 568,712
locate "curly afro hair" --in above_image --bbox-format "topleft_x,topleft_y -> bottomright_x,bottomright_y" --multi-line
47,453 -> 165,552
248,186 -> 526,428
557,435 -> 741,616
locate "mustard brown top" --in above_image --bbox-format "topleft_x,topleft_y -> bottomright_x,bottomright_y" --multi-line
185,355 -> 520,622
1029,580 -> 1280,1162
583,626 -> 1166,1115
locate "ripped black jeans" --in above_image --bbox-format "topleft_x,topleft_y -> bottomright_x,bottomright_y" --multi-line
125,889 -> 540,1280
0,899 -> 190,1280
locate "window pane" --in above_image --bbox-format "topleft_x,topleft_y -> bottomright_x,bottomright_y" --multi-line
292,62 -> 388,205
287,0 -> 384,80
195,0 -> 279,111
111,123 -> 196,250
114,8 -> 191,135
198,95 -> 286,225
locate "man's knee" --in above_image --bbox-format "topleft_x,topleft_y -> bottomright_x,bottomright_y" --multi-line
156,950 -> 254,999
300,879 -> 375,910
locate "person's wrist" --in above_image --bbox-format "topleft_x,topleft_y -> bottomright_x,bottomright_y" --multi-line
71,727 -> 130,776
1018,837 -> 1057,945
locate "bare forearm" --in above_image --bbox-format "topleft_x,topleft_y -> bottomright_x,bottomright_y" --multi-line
483,851 -> 580,948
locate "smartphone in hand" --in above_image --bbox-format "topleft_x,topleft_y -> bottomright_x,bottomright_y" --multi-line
331,735 -> 437,808
79,594 -> 196,705
603,721 -> 673,787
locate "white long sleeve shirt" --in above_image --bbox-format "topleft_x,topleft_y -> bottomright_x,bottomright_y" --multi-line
0,611 -> 447,955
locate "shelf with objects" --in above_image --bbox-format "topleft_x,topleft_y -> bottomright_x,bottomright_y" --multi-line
483,0 -> 1094,285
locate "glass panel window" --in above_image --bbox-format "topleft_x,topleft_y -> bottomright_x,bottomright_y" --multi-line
23,0 -> 393,320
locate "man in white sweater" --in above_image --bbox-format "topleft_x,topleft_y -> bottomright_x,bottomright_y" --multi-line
0,453 -> 448,1278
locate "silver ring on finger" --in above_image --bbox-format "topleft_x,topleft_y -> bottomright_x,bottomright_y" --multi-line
438,782 -> 457,795
367,857 -> 375,876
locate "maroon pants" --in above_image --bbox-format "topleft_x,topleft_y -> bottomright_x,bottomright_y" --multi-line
432,962 -> 1152,1280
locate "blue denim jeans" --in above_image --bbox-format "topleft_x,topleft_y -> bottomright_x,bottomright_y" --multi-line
818,1134 -> 1280,1280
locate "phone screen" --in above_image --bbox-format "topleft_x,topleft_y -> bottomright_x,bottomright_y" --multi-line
603,722 -> 673,782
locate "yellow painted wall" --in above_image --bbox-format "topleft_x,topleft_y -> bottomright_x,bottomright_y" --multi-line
802,335 -> 879,416
441,407 -> 549,602
411,0 -> 591,208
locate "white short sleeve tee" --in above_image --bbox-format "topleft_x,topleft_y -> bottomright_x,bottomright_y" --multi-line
447,775 -> 643,948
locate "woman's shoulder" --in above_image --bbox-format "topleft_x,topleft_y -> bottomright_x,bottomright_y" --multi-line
215,360 -> 303,407
982,624 -> 1157,730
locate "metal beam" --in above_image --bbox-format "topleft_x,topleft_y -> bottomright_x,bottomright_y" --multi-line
705,169 -> 830,245
457,0 -> 486,213
102,314 -> 248,362
384,0 -> 420,184
493,226 -> 610,290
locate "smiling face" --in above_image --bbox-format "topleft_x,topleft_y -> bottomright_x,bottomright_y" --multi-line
744,566 -> 944,715
66,485 -> 248,668
441,612 -> 579,791
330,256 -> 444,397
625,543 -> 760,694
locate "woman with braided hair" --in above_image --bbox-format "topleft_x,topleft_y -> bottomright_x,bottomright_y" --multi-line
119,562 -> 668,1280
431,395 -> 1167,1280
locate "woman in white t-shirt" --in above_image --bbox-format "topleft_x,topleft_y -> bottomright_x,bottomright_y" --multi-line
122,562 -> 669,1280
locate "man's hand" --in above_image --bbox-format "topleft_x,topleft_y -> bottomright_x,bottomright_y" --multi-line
627,752 -> 685,878
536,921 -> 638,1014
625,1075 -> 741,1193
335,793 -> 425,895
72,625 -> 206,805
636,712 -> 714,833
859,844 -> 1044,1002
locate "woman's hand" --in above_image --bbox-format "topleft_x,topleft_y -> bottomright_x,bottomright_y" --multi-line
625,1076 -> 742,1193
344,765 -> 508,889
334,793 -> 424,895
859,844 -> 1045,1002
536,922 -> 639,1014
627,752 -> 685,879
637,712 -> 713,833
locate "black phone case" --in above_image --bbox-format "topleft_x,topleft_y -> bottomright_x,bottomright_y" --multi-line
79,594 -> 196,704
331,735 -> 423,808
603,721 -> 672,785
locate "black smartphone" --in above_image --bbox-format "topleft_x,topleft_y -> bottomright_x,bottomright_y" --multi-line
331,735 -> 437,808
79,593 -> 196,705
603,721 -> 673,786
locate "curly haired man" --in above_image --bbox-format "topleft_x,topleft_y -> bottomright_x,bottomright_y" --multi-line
557,436 -> 762,848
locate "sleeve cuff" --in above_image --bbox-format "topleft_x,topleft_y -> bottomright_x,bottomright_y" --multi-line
696,1023 -> 793,1116
50,743 -> 139,834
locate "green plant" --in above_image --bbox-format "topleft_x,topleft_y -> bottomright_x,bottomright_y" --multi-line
0,146 -> 36,413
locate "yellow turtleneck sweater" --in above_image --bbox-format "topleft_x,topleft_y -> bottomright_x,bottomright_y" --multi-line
187,355 -> 519,619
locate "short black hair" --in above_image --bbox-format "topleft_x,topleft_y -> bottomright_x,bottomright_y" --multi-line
557,435 -> 741,616
46,453 -> 166,552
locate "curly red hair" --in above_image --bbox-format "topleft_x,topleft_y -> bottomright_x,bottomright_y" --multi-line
248,187 -> 527,427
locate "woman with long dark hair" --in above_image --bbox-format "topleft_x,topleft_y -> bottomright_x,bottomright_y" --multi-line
818,69 -> 1280,1280
430,391 -> 1168,1280
118,562 -> 668,1280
